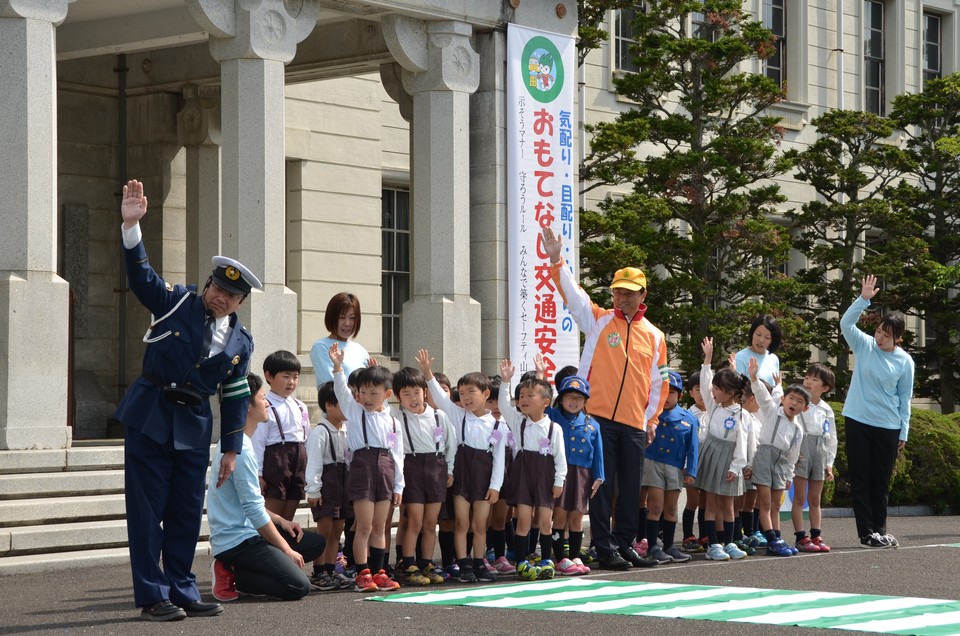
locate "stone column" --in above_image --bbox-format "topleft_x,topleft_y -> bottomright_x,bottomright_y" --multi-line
177,83 -> 222,285
382,16 -> 481,380
470,31 -> 509,375
187,0 -> 320,367
0,0 -> 72,449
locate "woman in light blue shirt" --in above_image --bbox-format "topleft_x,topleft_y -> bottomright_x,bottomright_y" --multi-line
840,275 -> 914,550
734,315 -> 782,386
310,292 -> 371,388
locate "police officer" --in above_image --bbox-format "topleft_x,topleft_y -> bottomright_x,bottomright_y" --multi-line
116,179 -> 262,621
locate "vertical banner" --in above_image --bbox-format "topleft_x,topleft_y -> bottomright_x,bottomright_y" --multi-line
506,24 -> 579,382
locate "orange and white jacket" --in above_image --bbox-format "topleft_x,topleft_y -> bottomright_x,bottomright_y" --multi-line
551,262 -> 670,431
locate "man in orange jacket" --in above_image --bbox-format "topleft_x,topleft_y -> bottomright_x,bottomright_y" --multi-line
542,227 -> 670,570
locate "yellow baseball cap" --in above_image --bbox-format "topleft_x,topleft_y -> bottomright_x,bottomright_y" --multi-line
610,267 -> 647,291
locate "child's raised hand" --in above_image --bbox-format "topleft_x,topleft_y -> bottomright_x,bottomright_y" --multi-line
747,356 -> 759,381
533,353 -> 546,379
328,342 -> 344,371
773,371 -> 782,386
366,356 -> 379,367
860,274 -> 879,300
415,348 -> 434,377
540,227 -> 563,263
701,337 -> 714,363
499,358 -> 515,382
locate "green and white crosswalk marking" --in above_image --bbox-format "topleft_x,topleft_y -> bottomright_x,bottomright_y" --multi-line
370,578 -> 960,635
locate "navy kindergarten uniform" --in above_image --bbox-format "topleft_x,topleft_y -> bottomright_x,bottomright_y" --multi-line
117,238 -> 260,613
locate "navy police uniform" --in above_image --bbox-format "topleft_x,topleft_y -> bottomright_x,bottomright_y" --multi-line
117,235 -> 259,609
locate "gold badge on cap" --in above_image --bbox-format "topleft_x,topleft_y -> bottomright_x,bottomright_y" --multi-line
232,355 -> 240,365
225,266 -> 241,281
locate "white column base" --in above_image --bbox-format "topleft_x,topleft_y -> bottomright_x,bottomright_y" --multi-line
0,271 -> 72,449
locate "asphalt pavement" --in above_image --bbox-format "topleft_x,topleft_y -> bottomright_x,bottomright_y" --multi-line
2,515 -> 958,636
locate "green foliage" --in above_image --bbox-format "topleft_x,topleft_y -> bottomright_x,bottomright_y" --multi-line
886,76 -> 960,413
826,405 -> 960,513
579,0 -> 804,372
787,110 -> 926,395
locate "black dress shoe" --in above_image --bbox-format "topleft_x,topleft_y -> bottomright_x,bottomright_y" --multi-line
598,550 -> 631,570
140,600 -> 187,622
177,600 -> 224,617
620,546 -> 659,568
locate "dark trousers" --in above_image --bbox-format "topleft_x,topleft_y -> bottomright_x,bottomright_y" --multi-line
217,531 -> 326,600
588,416 -> 646,555
845,417 -> 901,538
124,426 -> 209,608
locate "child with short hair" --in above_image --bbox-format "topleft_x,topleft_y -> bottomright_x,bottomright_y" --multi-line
393,367 -> 457,586
485,377 -> 518,575
499,359 -> 567,581
697,338 -> 750,562
793,363 -> 838,552
747,356 -> 807,557
253,350 -> 310,521
642,371 -> 698,565
304,381 -> 352,591
418,349 -> 506,583
681,370 -> 706,552
330,344 -> 404,592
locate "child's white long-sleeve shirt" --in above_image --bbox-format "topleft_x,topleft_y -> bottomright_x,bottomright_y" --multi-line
750,378 -> 804,475
798,399 -> 838,468
399,404 -> 458,476
304,417 -> 349,498
498,383 -> 567,488
251,391 -> 310,477
699,364 -> 749,474
427,377 -> 506,492
333,371 -> 405,494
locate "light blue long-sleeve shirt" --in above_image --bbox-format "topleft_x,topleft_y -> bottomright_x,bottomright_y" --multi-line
735,347 -> 780,386
840,296 -> 915,441
207,434 -> 272,557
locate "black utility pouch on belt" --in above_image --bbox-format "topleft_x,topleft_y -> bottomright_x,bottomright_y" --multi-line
143,372 -> 206,407
162,385 -> 204,407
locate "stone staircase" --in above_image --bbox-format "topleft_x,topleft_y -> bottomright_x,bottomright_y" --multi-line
0,441 -> 312,576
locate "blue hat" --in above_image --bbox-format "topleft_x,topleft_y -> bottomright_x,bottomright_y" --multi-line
558,375 -> 590,399
667,371 -> 683,393
211,255 -> 263,296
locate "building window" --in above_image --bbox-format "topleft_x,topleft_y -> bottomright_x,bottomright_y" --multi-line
691,7 -> 719,42
381,188 -> 410,359
764,0 -> 787,89
924,13 -> 943,83
864,0 -> 886,115
614,5 -> 644,73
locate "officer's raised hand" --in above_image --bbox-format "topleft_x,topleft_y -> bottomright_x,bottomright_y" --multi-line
121,179 -> 148,229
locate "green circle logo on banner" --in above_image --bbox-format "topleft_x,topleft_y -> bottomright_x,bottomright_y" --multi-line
522,36 -> 564,103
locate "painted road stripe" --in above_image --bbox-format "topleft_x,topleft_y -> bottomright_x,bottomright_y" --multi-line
733,597 -> 947,625
468,582 -> 663,608
372,579 -> 960,635
839,610 -> 960,633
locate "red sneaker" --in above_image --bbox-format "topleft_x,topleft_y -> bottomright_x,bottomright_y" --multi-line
796,537 -> 822,553
372,569 -> 400,591
811,536 -> 831,552
354,568 -> 379,592
211,559 -> 238,602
